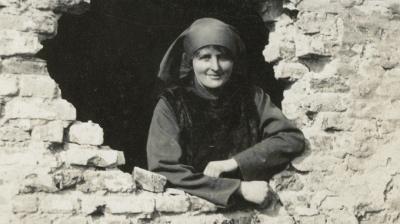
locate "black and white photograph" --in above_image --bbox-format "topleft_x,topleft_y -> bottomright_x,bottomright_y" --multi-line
0,0 -> 399,223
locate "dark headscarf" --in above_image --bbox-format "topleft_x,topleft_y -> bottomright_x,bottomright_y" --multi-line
158,18 -> 246,85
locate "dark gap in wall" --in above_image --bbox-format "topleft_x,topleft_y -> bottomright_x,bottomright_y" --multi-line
37,0 -> 283,172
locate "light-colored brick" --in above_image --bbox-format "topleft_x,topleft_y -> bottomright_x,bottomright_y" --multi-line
155,194 -> 190,213
19,75 -> 58,98
24,10 -> 59,35
12,195 -> 38,213
1,57 -> 48,75
188,195 -> 218,213
4,98 -> 76,120
19,173 -> 58,193
52,169 -> 84,190
53,216 -> 89,224
0,126 -> 30,142
132,167 -> 167,193
0,30 -> 42,56
62,143 -> 125,168
106,194 -> 155,214
0,75 -> 18,96
77,170 -> 135,193
67,121 -> 104,145
39,194 -> 77,214
274,61 -> 309,81
32,120 -> 64,142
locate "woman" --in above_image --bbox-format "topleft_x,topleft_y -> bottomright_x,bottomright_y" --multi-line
147,18 -> 304,207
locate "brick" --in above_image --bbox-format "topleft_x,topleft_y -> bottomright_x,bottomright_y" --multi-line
5,119 -> 48,131
5,98 -> 76,120
17,214 -> 58,224
12,195 -> 38,213
188,195 -> 218,213
375,78 -> 400,98
53,216 -> 89,224
326,210 -> 359,224
77,170 -> 135,193
62,143 -> 125,168
26,0 -> 57,10
80,196 -> 106,215
256,206 -> 296,224
302,93 -> 349,113
297,12 -> 338,36
297,0 -> 344,13
295,34 -> 334,58
39,194 -> 77,214
52,169 -> 84,190
0,75 -> 18,96
1,57 -> 48,75
32,120 -> 64,142
106,194 -> 155,214
19,75 -> 57,98
19,173 -> 58,193
24,10 -> 59,35
310,77 -> 350,93
0,126 -> 30,142
0,0 -> 19,7
0,30 -> 42,56
274,61 -> 309,81
0,11 -> 57,35
316,112 -> 353,132
350,100 -> 400,120
298,215 -> 327,224
67,121 -> 104,145
155,194 -> 190,213
132,167 -> 167,193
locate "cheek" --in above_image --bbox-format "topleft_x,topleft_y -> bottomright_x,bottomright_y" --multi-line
192,60 -> 206,74
221,61 -> 234,74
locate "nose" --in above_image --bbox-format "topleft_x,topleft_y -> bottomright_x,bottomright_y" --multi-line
209,57 -> 220,71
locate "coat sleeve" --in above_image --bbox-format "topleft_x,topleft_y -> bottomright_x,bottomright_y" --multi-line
146,98 -> 241,206
233,87 -> 305,181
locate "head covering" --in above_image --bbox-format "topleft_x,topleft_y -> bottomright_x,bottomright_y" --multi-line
158,18 -> 246,84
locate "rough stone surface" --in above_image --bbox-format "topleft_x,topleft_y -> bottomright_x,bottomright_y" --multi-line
19,75 -> 58,98
77,170 -> 135,193
0,30 -> 42,56
1,57 -> 48,75
61,143 -> 125,168
12,195 -> 38,213
31,120 -> 64,142
132,167 -> 167,193
0,75 -> 18,96
67,121 -> 104,145
4,98 -> 76,120
264,1 -> 400,224
39,194 -> 78,214
155,194 -> 190,213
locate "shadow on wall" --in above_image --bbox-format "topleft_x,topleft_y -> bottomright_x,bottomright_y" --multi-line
37,0 -> 284,172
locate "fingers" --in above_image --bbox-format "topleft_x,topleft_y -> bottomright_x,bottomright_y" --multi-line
203,163 -> 222,177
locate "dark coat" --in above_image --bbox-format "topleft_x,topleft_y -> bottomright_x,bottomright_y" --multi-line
146,85 -> 305,206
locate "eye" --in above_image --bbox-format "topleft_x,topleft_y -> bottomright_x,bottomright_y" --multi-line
199,54 -> 211,60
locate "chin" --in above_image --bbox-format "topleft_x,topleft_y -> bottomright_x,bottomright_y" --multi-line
203,81 -> 225,89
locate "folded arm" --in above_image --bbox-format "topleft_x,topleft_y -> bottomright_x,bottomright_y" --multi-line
146,99 -> 241,206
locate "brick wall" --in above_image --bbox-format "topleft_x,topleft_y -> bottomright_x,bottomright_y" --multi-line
1,0 -> 399,223
265,0 -> 400,223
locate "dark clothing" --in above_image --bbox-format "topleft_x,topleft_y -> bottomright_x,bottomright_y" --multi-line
146,83 -> 305,206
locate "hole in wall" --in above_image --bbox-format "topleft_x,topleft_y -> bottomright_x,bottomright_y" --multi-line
37,0 -> 284,172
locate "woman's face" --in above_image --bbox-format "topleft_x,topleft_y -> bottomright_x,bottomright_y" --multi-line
192,46 -> 234,89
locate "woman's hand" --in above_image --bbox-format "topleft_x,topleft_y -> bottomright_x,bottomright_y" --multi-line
238,181 -> 272,206
203,158 -> 238,177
